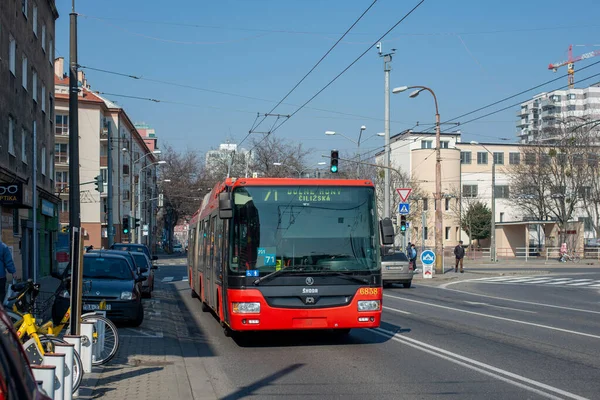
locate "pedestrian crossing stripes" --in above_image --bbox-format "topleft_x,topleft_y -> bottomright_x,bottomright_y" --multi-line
160,276 -> 188,283
470,276 -> 600,288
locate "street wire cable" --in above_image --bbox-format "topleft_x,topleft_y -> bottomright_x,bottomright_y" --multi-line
240,0 -> 380,146
78,65 -> 415,125
440,69 -> 600,134
248,0 -> 427,153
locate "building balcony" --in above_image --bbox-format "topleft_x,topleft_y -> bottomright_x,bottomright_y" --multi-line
516,119 -> 530,128
55,183 -> 69,194
100,155 -> 108,167
541,99 -> 557,110
541,110 -> 557,120
516,108 -> 529,117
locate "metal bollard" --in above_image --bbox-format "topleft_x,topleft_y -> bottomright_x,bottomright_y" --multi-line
43,353 -> 65,400
31,365 -> 56,399
63,335 -> 82,398
80,321 -> 95,374
55,343 -> 75,400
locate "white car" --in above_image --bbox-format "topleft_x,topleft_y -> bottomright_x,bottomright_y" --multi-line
173,243 -> 184,253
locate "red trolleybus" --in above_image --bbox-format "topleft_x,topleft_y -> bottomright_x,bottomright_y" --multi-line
187,177 -> 394,336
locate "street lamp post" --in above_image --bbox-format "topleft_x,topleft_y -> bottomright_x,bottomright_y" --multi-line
393,85 -> 443,274
325,128 -> 384,178
128,150 -> 161,243
137,160 -> 166,244
471,141 -> 496,262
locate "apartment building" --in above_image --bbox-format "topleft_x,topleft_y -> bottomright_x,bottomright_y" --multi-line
54,59 -> 159,249
0,0 -> 59,279
517,85 -> 600,144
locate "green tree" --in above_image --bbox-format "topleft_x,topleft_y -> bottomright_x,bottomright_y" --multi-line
462,201 -> 492,241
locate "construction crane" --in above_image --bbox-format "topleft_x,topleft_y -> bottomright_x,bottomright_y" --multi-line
548,45 -> 600,88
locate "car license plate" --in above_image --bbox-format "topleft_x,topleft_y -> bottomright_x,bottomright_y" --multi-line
386,266 -> 404,270
83,303 -> 112,311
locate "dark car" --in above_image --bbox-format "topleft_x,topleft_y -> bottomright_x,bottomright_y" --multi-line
53,253 -> 146,326
89,249 -> 147,280
130,251 -> 157,297
111,243 -> 157,262
0,305 -> 52,400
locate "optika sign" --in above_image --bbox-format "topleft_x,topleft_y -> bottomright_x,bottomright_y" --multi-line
0,183 -> 23,206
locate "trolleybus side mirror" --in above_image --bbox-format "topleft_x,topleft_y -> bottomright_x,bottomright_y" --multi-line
219,192 -> 233,219
380,218 -> 395,245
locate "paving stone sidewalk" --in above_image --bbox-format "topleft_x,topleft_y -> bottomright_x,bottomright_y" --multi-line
77,282 -> 217,400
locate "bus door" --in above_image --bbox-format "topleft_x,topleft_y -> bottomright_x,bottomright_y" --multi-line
202,218 -> 212,307
208,215 -> 218,310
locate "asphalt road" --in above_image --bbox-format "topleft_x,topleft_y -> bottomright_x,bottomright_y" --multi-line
152,259 -> 600,400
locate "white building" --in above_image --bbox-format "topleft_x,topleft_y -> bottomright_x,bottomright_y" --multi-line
517,85 -> 600,144
205,143 -> 251,175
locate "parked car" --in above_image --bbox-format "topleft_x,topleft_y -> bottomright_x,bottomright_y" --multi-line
130,251 -> 157,298
111,243 -> 157,262
53,253 -> 146,326
381,249 -> 413,288
89,249 -> 146,280
0,305 -> 52,400
173,243 -> 184,254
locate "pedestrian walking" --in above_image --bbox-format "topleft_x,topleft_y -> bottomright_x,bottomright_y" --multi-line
454,240 -> 465,273
410,244 -> 418,272
0,238 -> 17,304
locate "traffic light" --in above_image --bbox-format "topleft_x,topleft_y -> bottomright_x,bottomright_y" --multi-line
400,215 -> 407,233
133,218 -> 141,229
94,174 -> 104,193
122,216 -> 130,235
330,150 -> 339,173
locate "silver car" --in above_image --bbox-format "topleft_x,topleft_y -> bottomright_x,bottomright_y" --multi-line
381,250 -> 413,288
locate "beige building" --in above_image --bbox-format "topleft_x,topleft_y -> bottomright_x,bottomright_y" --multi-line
378,131 -> 590,257
54,59 -> 159,249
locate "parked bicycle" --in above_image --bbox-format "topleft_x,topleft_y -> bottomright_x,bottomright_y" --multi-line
559,251 -> 581,263
7,279 -> 120,392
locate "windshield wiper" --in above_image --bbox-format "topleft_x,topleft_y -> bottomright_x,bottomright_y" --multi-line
312,271 -> 371,285
253,266 -> 300,286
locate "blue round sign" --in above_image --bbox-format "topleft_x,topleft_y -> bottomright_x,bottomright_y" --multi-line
420,250 -> 436,265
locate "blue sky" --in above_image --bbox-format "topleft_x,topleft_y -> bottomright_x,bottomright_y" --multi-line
54,0 -> 600,163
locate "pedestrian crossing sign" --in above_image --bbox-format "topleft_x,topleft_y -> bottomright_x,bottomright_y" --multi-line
398,202 -> 410,215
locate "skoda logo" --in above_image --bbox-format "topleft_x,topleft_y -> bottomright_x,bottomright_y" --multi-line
305,277 -> 314,286
96,291 -> 101,295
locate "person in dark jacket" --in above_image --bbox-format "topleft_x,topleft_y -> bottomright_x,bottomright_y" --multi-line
454,240 -> 465,273
0,238 -> 17,303
410,244 -> 418,272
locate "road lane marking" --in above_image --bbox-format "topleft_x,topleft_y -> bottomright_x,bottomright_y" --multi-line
162,277 -> 174,282
120,328 -> 164,338
384,293 -> 600,340
566,280 -> 596,286
463,301 -> 537,314
371,327 -> 589,400
439,284 -> 600,315
382,305 -> 411,315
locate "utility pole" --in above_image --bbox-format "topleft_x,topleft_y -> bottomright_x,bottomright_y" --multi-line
434,109 -> 443,274
491,160 -> 496,262
32,122 -> 37,283
381,44 -> 395,219
107,122 -> 114,247
68,0 -> 82,335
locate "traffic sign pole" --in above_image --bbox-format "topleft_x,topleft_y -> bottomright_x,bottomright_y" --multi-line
420,250 -> 436,279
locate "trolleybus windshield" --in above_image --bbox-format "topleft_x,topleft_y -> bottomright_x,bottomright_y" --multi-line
230,186 -> 379,277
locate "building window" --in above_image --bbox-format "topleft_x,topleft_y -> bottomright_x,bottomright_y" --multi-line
551,95 -> 561,102
477,152 -> 488,164
500,212 -> 504,222
567,105 -> 576,111
525,153 -> 536,165
445,197 -> 450,211
579,217 -> 593,232
22,0 -> 28,16
55,143 -> 68,163
8,116 -> 15,156
33,5 -> 37,36
41,25 -> 46,52
424,227 -> 428,240
463,184 -> 478,198
32,71 -> 37,103
509,152 -> 520,165
587,153 -> 598,168
41,84 -> 46,113
49,152 -> 54,180
9,36 -> 16,75
49,39 -> 53,64
441,141 -> 449,149
493,152 -> 504,165
423,198 -> 428,211
568,93 -> 576,100
41,146 -> 46,175
21,128 -> 27,163
460,151 -> 472,164
445,226 -> 451,240
55,171 -> 68,193
494,185 -> 510,199
22,56 -> 28,89
55,115 -> 68,135
421,140 -> 433,149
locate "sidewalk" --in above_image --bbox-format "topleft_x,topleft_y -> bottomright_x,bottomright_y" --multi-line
78,280 -> 217,399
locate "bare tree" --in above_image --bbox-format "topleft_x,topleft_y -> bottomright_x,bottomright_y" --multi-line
248,136 -> 313,177
448,184 -> 485,248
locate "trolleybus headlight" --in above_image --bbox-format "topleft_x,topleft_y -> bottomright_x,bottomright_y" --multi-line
121,291 -> 136,300
232,302 -> 260,314
358,300 -> 380,311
